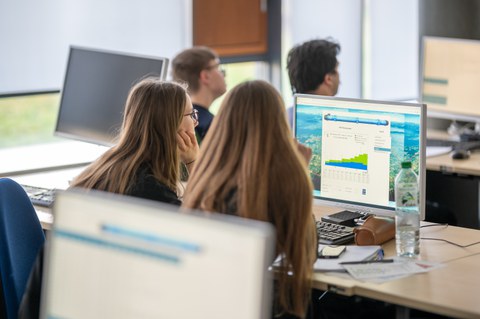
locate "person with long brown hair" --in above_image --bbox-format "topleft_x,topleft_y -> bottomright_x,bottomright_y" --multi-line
19,78 -> 200,319
182,80 -> 317,319
69,78 -> 199,203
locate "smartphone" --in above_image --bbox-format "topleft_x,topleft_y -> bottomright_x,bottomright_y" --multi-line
318,245 -> 347,259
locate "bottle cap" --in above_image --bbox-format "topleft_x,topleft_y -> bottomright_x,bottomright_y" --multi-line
401,161 -> 412,169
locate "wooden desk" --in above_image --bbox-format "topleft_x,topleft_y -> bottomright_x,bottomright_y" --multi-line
9,166 -> 85,230
425,130 -> 480,228
313,205 -> 480,318
427,151 -> 480,176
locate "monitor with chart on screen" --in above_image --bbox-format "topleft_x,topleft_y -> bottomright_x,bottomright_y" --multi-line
41,190 -> 274,319
294,94 -> 426,220
421,36 -> 480,128
55,46 -> 169,146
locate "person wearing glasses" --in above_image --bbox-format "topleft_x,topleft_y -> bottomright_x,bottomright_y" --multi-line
69,78 -> 199,204
286,38 -> 341,128
18,78 -> 199,319
171,46 -> 227,143
183,80 -> 317,319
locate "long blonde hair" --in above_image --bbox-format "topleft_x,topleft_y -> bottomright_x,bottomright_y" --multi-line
70,79 -> 187,194
183,80 -> 316,318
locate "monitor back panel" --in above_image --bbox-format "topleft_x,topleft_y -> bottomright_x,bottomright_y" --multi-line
41,190 -> 274,319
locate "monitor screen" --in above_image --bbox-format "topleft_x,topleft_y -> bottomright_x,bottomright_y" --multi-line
294,94 -> 426,220
421,36 -> 480,122
41,190 -> 274,319
55,46 -> 168,146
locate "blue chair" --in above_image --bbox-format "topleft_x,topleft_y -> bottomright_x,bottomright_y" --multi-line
0,178 -> 45,319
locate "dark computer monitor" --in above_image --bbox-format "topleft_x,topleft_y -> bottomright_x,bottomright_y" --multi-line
294,94 -> 426,220
55,46 -> 168,146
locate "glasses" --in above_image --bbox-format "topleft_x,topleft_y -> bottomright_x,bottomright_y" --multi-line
184,109 -> 199,124
205,63 -> 226,77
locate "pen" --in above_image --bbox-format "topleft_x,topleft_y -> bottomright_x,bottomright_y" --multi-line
340,259 -> 394,265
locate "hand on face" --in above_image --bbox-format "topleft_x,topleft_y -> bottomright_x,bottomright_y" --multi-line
177,129 -> 199,165
294,139 -> 312,165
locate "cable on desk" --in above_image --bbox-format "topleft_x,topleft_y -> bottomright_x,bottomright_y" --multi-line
420,223 -> 449,229
443,251 -> 480,264
420,237 -> 480,248
317,290 -> 328,301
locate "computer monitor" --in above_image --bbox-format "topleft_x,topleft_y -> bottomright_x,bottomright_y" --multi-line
294,94 -> 426,220
41,190 -> 274,319
55,46 -> 169,146
421,36 -> 480,124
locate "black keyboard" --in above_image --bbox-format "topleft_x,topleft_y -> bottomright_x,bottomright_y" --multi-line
316,220 -> 355,245
21,184 -> 56,207
426,139 -> 458,147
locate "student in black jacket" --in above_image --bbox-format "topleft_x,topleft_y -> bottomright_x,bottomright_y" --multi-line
19,78 -> 199,318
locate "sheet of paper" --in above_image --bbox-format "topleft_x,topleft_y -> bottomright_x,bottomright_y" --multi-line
343,259 -> 444,283
314,245 -> 382,271
426,146 -> 452,158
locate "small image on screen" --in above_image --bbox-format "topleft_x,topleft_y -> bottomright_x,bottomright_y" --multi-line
295,97 -> 422,211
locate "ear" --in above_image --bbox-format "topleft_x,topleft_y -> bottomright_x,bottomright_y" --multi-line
323,72 -> 334,87
199,69 -> 210,84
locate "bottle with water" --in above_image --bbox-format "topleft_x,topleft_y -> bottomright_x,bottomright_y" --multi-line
394,161 -> 420,258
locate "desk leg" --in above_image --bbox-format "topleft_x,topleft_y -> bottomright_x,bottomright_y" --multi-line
396,306 -> 410,319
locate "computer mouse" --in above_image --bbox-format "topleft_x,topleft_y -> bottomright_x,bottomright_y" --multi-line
451,149 -> 470,160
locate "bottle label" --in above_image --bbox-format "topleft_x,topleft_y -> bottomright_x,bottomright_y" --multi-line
397,183 -> 418,207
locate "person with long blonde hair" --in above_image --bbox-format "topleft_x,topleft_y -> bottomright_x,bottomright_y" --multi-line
70,78 -> 199,203
182,80 -> 317,319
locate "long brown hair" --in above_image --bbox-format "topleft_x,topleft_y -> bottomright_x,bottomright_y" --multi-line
183,80 -> 316,318
70,78 -> 187,195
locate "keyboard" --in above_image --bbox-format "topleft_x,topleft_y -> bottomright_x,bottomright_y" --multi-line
21,184 -> 56,207
316,220 -> 355,245
426,139 -> 458,147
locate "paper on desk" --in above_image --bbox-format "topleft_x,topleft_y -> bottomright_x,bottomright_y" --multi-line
343,259 -> 445,283
426,146 -> 452,158
314,245 -> 382,272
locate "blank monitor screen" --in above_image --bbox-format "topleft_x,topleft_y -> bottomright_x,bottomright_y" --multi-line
294,94 -> 426,219
41,190 -> 274,319
421,36 -> 480,122
55,46 -> 168,146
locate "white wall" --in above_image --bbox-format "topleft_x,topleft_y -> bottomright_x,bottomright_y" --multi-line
282,0 -> 419,103
367,0 -> 419,100
282,0 -> 363,103
0,0 -> 191,94
1,0 -> 419,100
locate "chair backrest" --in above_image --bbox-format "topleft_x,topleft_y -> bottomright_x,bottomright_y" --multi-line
0,178 -> 45,319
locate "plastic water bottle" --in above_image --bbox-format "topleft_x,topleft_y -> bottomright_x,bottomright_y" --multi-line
394,161 -> 420,258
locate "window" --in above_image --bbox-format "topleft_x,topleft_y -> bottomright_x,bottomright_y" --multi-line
0,92 -> 61,149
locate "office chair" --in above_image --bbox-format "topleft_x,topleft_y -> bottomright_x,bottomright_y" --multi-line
0,178 -> 45,319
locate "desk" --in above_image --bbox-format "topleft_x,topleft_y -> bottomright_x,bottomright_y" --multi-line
11,186 -> 480,317
313,205 -> 480,318
8,166 -> 86,230
426,130 -> 480,229
427,151 -> 480,176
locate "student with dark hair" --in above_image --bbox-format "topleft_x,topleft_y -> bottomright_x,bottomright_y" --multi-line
171,46 -> 227,143
183,80 -> 317,319
286,38 -> 341,127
